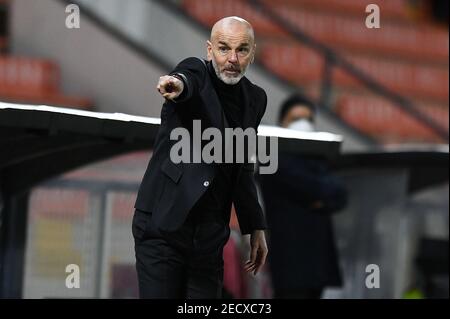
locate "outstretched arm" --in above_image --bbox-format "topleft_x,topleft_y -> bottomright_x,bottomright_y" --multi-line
156,75 -> 184,101
156,57 -> 207,102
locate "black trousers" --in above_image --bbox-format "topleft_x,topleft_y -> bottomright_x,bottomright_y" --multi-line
133,207 -> 231,299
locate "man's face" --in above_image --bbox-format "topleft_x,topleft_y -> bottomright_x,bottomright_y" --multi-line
207,23 -> 255,85
281,105 -> 314,128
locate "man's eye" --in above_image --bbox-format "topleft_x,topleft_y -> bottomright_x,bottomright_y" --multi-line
239,48 -> 249,52
219,47 -> 228,52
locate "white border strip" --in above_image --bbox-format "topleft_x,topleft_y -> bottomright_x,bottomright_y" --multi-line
0,101 -> 161,124
0,101 -> 345,142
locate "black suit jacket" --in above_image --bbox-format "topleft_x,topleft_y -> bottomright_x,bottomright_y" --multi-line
134,57 -> 267,234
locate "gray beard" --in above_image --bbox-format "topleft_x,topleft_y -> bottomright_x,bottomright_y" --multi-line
211,57 -> 247,85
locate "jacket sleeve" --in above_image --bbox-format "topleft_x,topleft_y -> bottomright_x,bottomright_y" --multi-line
233,88 -> 268,235
169,57 -> 207,103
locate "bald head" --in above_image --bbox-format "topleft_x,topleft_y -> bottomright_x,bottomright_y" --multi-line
210,16 -> 255,44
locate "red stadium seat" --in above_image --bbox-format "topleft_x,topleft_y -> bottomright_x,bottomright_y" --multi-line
271,5 -> 449,63
0,56 -> 93,109
181,0 -> 448,143
335,94 -> 449,143
183,0 -> 448,63
262,0 -> 413,21
259,42 -> 448,103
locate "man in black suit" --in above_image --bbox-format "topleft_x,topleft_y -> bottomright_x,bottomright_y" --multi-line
132,16 -> 268,298
261,94 -> 348,299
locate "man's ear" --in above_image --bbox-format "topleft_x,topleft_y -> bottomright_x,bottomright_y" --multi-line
251,43 -> 256,63
206,40 -> 212,61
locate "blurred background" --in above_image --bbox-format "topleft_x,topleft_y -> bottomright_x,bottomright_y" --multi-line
0,0 -> 448,299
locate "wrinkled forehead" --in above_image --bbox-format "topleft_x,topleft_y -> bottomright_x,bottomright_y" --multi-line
210,22 -> 254,46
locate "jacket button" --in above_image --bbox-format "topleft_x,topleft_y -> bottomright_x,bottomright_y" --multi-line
203,181 -> 209,187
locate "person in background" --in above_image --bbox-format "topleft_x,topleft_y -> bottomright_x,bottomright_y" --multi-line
261,93 -> 348,299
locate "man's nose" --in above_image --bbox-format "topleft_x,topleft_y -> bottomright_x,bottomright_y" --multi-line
228,51 -> 238,63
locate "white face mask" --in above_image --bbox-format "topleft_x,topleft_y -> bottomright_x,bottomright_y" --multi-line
287,119 -> 315,132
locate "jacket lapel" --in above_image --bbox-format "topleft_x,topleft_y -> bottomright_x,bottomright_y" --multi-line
208,84 -> 226,132
240,78 -> 258,129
